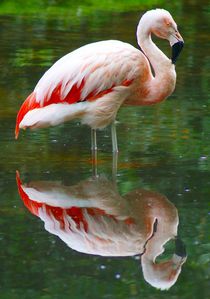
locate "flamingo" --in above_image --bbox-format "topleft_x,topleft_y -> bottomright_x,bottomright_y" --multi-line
16,171 -> 187,290
15,9 -> 184,152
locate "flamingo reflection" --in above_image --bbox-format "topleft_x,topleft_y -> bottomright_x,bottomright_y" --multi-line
16,171 -> 186,290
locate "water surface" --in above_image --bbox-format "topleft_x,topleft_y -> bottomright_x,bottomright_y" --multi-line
0,1 -> 209,298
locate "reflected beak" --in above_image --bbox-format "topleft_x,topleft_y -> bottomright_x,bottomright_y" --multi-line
174,237 -> 187,258
170,31 -> 184,64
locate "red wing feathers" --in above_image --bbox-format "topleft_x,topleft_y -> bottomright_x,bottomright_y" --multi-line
15,78 -> 133,139
16,171 -> 135,233
16,171 -> 41,216
15,79 -> 86,139
15,92 -> 39,139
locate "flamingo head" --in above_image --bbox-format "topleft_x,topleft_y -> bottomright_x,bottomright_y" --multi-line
139,9 -> 184,64
141,237 -> 187,290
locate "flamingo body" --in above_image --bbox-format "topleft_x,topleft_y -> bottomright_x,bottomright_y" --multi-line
15,41 -> 146,138
16,172 -> 187,290
15,9 -> 184,143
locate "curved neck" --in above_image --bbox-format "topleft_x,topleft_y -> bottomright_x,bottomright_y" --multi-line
140,231 -> 182,290
136,22 -> 176,104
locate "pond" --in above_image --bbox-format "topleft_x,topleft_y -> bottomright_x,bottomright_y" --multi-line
0,0 -> 209,298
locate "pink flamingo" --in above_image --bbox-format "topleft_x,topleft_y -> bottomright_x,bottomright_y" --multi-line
16,171 -> 187,290
15,9 -> 184,152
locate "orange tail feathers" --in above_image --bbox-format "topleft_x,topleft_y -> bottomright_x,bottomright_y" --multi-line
15,92 -> 39,139
16,171 -> 40,216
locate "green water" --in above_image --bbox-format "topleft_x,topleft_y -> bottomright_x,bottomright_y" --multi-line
0,0 -> 209,298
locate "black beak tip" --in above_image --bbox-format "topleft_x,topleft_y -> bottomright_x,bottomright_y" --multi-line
175,237 -> 187,258
171,41 -> 184,64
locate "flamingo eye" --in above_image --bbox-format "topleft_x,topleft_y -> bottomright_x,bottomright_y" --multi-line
164,18 -> 172,26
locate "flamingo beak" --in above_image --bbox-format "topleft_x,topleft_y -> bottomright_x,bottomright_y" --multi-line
170,31 -> 184,64
174,237 -> 187,258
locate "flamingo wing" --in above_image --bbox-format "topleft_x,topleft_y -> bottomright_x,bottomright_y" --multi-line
15,40 -> 143,138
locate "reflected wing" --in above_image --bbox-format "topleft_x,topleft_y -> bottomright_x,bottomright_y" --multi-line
16,172 -> 139,256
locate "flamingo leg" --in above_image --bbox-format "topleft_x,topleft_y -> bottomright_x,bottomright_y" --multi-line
111,121 -> 119,153
91,128 -> 97,151
112,151 -> 118,184
91,128 -> 98,177
91,148 -> 98,177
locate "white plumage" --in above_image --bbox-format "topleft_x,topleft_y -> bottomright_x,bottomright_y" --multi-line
17,172 -> 187,290
15,9 -> 184,151
35,41 -> 140,104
